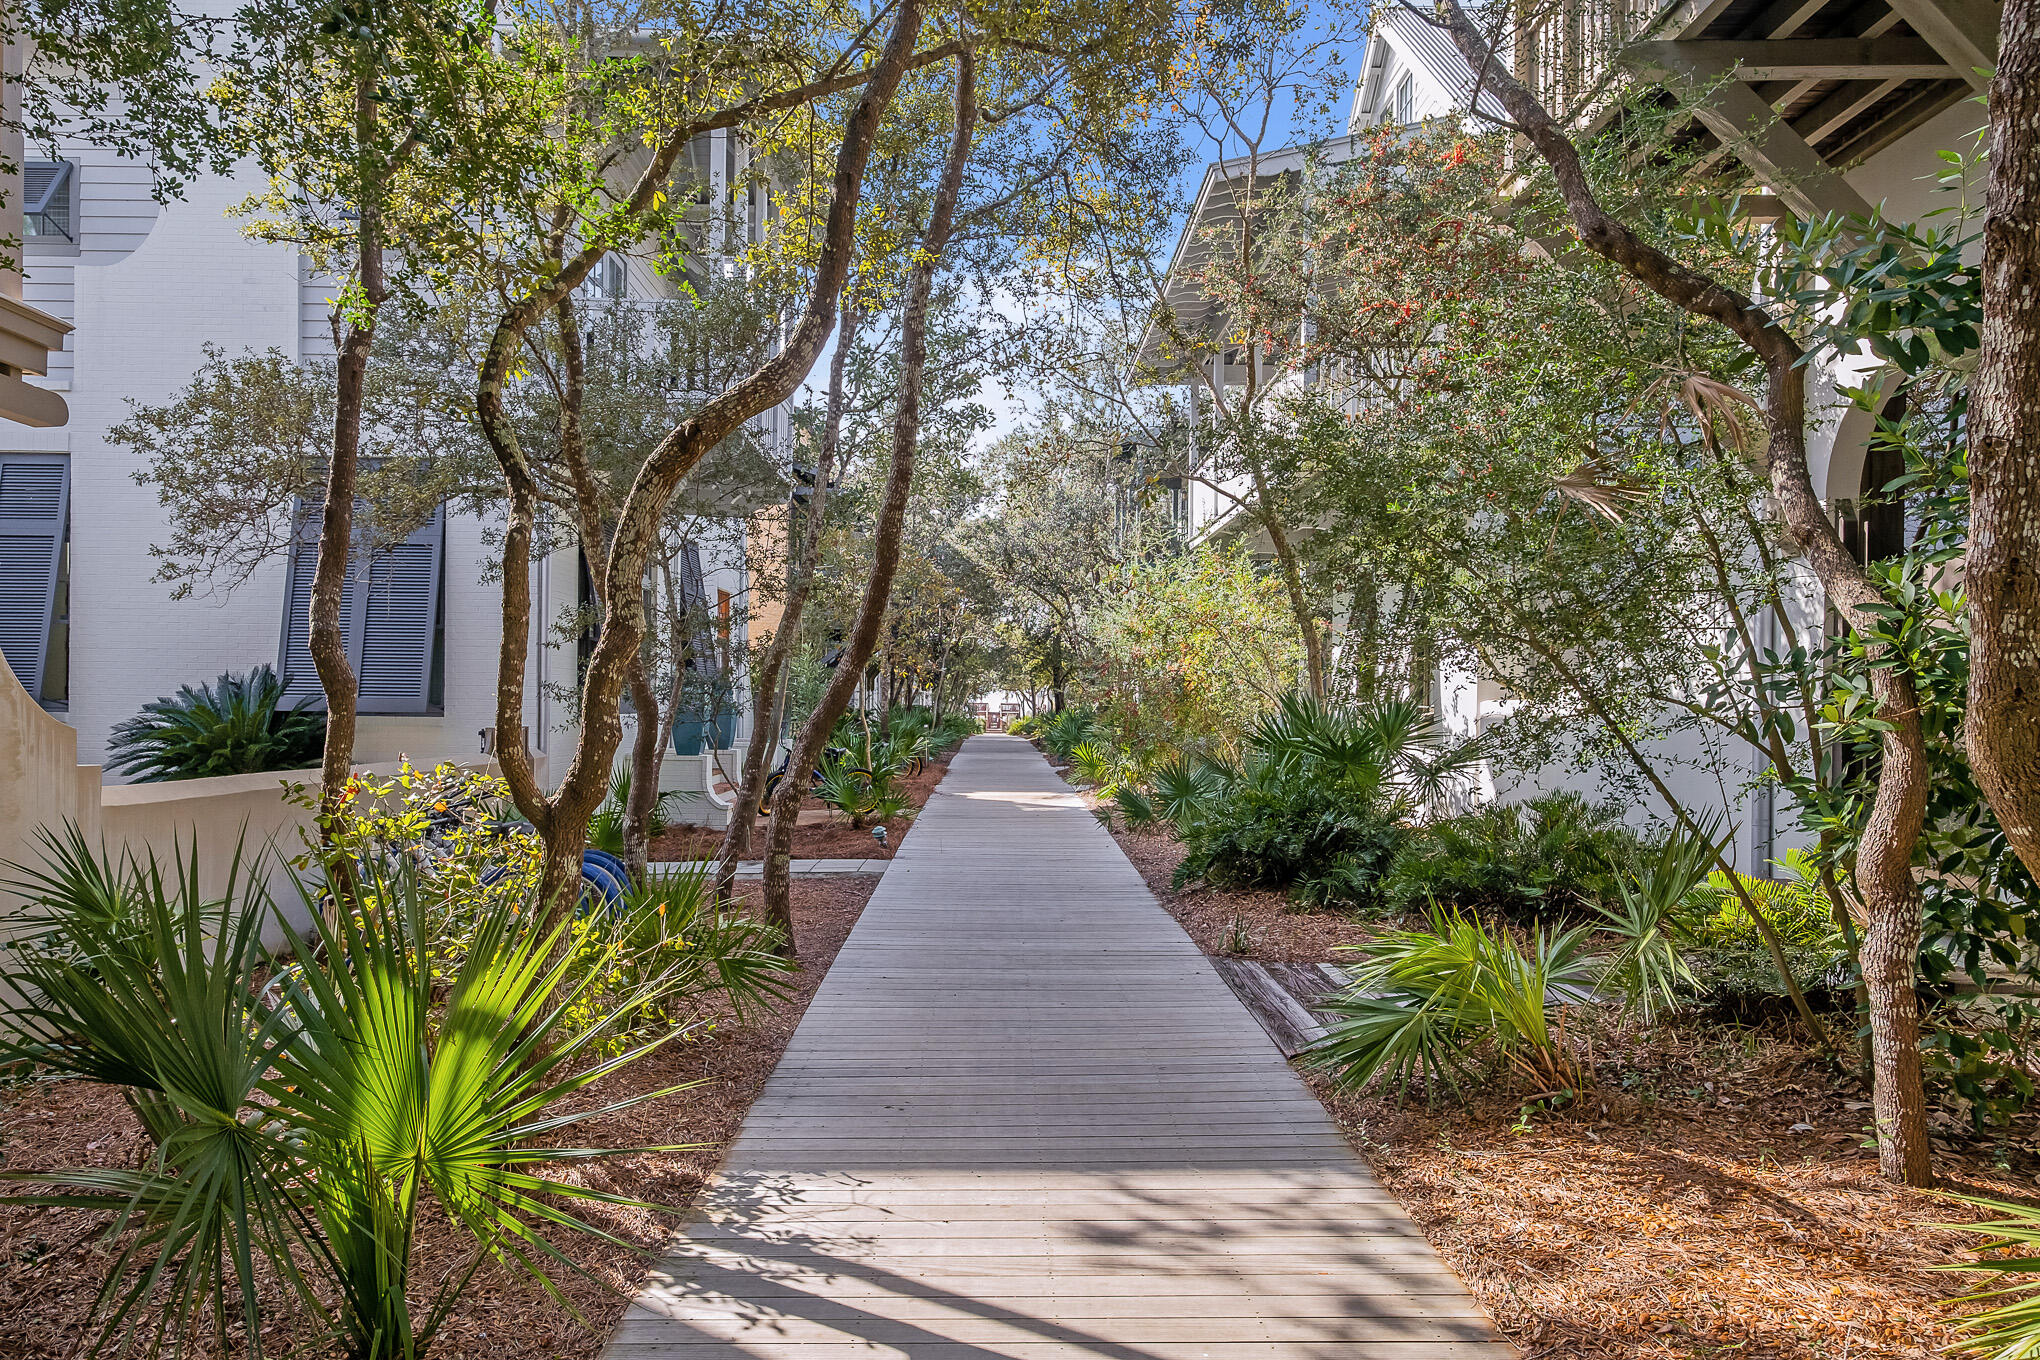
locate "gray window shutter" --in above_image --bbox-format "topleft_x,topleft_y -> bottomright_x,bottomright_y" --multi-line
279,500 -> 442,714
0,453 -> 69,698
357,506 -> 442,715
277,506 -> 360,709
23,160 -> 74,239
678,539 -> 719,677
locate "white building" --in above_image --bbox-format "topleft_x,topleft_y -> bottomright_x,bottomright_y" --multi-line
1154,0 -> 1996,870
0,129 -> 789,815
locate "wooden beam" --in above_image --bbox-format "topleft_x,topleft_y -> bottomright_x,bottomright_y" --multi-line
1792,76 -> 1907,143
1879,0 -> 2000,88
1825,77 -> 1972,163
1625,36 -> 1955,79
1624,46 -> 1877,217
1744,0 -> 1835,38
1665,0 -> 1746,38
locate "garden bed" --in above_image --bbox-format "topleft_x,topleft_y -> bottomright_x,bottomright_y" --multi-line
1110,822 -> 1382,963
0,875 -> 878,1360
650,746 -> 956,863
1311,1045 -> 2027,1360
1103,819 -> 2033,1360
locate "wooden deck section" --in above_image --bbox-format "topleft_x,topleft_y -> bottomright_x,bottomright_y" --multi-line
612,734 -> 1513,1358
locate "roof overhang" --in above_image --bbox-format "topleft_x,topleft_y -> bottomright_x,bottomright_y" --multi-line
0,293 -> 70,428
1581,0 -> 1996,218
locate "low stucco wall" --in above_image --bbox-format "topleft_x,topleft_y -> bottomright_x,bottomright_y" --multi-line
0,660 -> 102,940
98,764 -> 326,935
2,648 -> 527,946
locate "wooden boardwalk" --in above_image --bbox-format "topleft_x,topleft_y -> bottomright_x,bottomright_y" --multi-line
610,735 -> 1513,1358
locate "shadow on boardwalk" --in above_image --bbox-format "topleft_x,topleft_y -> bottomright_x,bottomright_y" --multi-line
606,735 -> 1516,1359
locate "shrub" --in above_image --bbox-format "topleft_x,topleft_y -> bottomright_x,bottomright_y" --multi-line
1148,692 -> 1481,906
1068,739 -> 1138,793
1039,707 -> 1102,762
1310,908 -> 1596,1098
1381,792 -> 1639,922
587,766 -> 696,855
816,759 -> 882,828
1593,818 -> 1730,1021
1679,848 -> 1847,1013
104,664 -> 325,782
1174,770 -> 1404,906
1945,1196 -> 2040,1359
287,761 -> 543,964
560,863 -> 794,1044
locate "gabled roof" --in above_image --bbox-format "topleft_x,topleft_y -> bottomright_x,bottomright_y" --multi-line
1354,5 -> 1513,127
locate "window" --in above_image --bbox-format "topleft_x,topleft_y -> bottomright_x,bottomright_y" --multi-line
0,453 -> 69,706
279,503 -> 446,715
1394,73 -> 1415,125
24,160 -> 75,242
580,254 -> 626,300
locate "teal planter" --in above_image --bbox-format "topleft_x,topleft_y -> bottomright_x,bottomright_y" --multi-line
672,712 -> 737,755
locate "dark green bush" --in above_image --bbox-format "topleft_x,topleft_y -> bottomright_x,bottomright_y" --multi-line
1381,792 -> 1639,922
104,664 -> 326,782
1174,771 -> 1405,907
1039,706 -> 1103,761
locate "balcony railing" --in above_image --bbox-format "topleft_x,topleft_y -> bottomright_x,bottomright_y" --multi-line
1521,0 -> 1663,117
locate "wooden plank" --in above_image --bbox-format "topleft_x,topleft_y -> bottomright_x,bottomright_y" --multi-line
1879,0 -> 1999,88
1211,957 -> 1328,1055
604,735 -> 1514,1359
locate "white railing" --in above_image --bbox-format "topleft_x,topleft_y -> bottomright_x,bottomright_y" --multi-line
1523,0 -> 1663,116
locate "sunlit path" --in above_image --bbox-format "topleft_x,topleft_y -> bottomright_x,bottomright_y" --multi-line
609,734 -> 1513,1358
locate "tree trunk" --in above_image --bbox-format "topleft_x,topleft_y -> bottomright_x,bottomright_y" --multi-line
1433,0 -> 1935,1185
622,658 -> 662,881
1968,0 -> 2040,887
310,71 -> 390,901
1248,454 -> 1324,697
714,306 -> 859,901
761,46 -> 978,946
1857,678 -> 1934,1184
475,1 -> 927,916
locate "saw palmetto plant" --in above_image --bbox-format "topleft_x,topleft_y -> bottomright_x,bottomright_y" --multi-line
1309,907 -> 1596,1099
0,847 -> 708,1360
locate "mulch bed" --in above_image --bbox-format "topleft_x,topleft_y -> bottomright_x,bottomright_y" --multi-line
1110,823 -> 1380,963
1096,789 -> 2035,1359
650,747 -> 956,863
1311,1045 -> 2032,1360
0,875 -> 877,1360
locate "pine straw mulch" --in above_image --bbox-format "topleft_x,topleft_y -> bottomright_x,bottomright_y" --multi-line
0,875 -> 877,1360
1102,810 -> 2039,1359
1310,1035 -> 2038,1360
650,747 -> 956,864
1108,822 -> 1381,963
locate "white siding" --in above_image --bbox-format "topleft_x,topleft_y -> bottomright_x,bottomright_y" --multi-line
299,258 -> 339,361
73,151 -> 163,266
22,264 -> 72,385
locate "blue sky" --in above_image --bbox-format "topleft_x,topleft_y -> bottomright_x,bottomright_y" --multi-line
799,2 -> 1377,449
